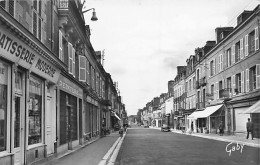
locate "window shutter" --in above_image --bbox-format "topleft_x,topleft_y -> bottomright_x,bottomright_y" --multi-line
86,60 -> 90,85
212,60 -> 215,75
68,42 -> 73,74
220,54 -> 223,71
59,30 -> 63,61
246,69 -> 249,92
245,34 -> 248,57
231,44 -> 235,64
215,82 -> 219,100
215,57 -> 218,74
72,47 -> 75,77
79,56 -> 86,82
241,71 -> 244,93
240,38 -> 244,59
256,64 -> 260,89
255,27 -> 259,51
232,75 -> 236,95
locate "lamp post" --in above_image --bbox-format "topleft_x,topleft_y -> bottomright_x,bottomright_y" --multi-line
82,8 -> 98,21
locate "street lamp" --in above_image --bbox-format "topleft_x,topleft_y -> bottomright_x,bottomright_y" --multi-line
82,8 -> 98,21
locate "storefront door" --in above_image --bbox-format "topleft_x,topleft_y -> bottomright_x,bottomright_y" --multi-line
46,95 -> 54,155
14,71 -> 25,165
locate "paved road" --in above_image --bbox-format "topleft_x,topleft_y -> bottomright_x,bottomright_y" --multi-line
115,127 -> 259,165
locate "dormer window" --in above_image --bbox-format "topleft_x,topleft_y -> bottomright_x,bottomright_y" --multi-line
220,32 -> 224,40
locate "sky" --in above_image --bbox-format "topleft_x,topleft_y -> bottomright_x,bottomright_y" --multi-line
83,0 -> 260,115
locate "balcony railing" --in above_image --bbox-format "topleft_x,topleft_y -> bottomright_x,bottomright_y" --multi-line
58,0 -> 69,8
196,102 -> 205,109
196,81 -> 200,89
219,88 -> 232,98
199,77 -> 207,86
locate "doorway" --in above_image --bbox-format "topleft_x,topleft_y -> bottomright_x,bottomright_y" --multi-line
13,71 -> 25,165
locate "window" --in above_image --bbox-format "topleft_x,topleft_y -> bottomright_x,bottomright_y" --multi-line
0,0 -> 14,17
249,66 -> 256,91
79,56 -> 86,82
28,75 -> 42,145
211,84 -> 214,96
235,73 -> 241,94
189,79 -> 191,91
58,30 -> 64,62
32,0 -> 42,40
219,54 -> 223,72
210,60 -> 214,76
235,41 -> 240,63
193,77 -> 196,89
226,48 -> 231,67
249,30 -> 255,54
68,43 -> 76,77
227,77 -> 231,89
0,61 -> 8,151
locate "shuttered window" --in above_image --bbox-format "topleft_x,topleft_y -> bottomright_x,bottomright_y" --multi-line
245,69 -> 249,92
32,0 -> 42,40
255,27 -> 259,51
245,34 -> 248,57
231,44 -> 235,64
232,75 -> 236,95
59,30 -> 64,61
68,43 -> 73,74
256,64 -> 260,89
215,82 -> 219,100
240,38 -> 244,59
86,60 -> 90,85
241,71 -> 244,93
72,48 -> 75,77
79,56 -> 86,82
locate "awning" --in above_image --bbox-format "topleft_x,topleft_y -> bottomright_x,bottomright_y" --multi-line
188,104 -> 223,119
242,100 -> 260,114
112,112 -> 121,120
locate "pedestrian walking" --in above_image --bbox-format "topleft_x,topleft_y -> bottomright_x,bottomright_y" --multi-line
191,121 -> 194,134
246,118 -> 254,140
219,121 -> 224,136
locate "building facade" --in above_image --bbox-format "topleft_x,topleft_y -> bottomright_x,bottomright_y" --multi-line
0,1 -> 124,165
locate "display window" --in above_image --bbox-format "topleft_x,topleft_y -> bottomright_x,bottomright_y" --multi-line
0,61 -> 8,152
28,75 -> 43,145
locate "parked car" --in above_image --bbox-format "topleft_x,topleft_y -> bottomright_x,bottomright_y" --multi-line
161,124 -> 170,132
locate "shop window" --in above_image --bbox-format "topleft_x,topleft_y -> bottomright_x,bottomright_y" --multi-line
28,75 -> 42,145
0,62 -> 8,151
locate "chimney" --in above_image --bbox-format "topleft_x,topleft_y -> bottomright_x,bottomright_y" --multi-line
237,10 -> 253,25
215,27 -> 233,44
202,41 -> 216,55
95,51 -> 102,64
177,66 -> 186,75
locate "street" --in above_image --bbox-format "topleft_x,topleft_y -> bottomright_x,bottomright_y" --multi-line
115,127 -> 259,165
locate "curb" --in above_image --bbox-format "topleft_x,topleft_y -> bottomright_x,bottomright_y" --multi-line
99,129 -> 127,165
149,127 -> 260,148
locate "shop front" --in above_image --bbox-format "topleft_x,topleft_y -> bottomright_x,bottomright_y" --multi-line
188,104 -> 223,133
0,21 -> 61,165
83,95 -> 100,142
57,75 -> 83,154
240,100 -> 260,138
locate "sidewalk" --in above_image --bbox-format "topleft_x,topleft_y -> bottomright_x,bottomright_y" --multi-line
36,132 -> 120,165
150,127 -> 260,148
